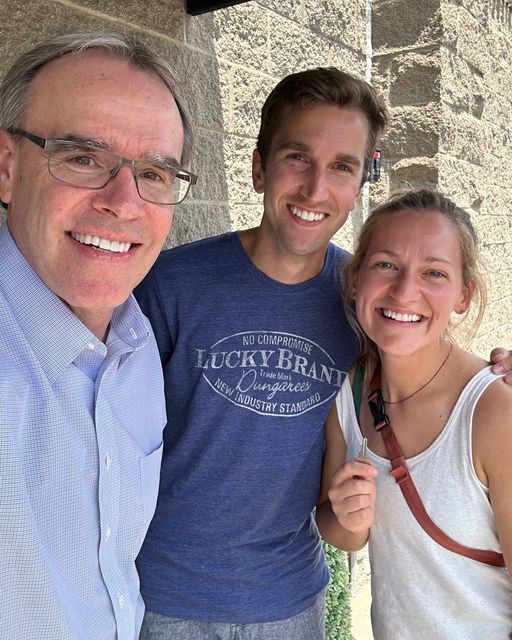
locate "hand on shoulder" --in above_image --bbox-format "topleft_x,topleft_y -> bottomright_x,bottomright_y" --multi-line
490,347 -> 512,385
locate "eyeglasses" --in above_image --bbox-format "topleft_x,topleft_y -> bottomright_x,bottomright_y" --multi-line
10,128 -> 197,205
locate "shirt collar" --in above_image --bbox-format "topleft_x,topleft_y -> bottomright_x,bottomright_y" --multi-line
0,224 -> 151,383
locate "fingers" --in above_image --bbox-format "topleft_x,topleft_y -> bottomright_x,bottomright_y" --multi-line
331,460 -> 377,484
327,461 -> 378,533
490,348 -> 512,384
490,348 -> 508,363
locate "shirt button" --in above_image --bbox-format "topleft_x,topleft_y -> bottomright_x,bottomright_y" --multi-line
118,593 -> 126,608
86,342 -> 95,350
105,454 -> 112,469
105,526 -> 111,540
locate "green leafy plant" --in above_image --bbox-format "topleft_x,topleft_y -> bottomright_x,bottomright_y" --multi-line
324,542 -> 352,640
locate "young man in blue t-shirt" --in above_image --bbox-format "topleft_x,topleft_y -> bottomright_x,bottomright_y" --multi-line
135,68 -> 512,639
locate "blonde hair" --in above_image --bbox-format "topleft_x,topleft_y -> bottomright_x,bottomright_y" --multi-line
343,188 -> 487,381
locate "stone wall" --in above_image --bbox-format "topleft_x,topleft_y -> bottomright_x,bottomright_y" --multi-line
1,0 -> 510,352
373,0 -> 512,354
0,0 -> 369,252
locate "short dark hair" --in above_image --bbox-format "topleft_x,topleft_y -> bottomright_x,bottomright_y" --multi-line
256,67 -> 388,184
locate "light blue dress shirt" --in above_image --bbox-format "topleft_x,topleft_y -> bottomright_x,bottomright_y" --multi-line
0,224 -> 166,639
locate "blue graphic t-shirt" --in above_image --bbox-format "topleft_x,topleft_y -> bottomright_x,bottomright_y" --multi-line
135,232 -> 358,623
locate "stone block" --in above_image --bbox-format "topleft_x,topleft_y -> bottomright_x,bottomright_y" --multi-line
223,133 -> 260,205
186,11 -> 216,53
441,49 -> 484,118
328,48 -> 366,79
268,14 -> 333,77
331,205 -> 355,252
482,88 -> 512,126
368,172 -> 392,213
210,2 -> 269,73
481,242 -> 512,282
174,50 -> 225,131
442,3 -> 491,76
304,0 -> 367,51
382,104 -> 441,159
473,119 -> 512,160
370,57 -> 393,109
481,297 -> 512,332
65,0 -> 185,40
168,201 -> 231,248
481,241 -> 510,273
0,0 -> 116,77
440,108 -> 486,165
389,49 -> 441,107
263,0 -> 304,22
372,0 -> 442,53
190,129 -> 229,203
474,328 -> 511,361
438,155 -> 483,211
487,25 -> 512,70
228,67 -> 277,137
476,212 -> 512,245
477,188 -> 512,222
450,0 -> 488,25
389,157 -> 439,191
230,203 -> 264,231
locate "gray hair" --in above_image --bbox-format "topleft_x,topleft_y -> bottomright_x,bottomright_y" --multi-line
0,31 -> 193,165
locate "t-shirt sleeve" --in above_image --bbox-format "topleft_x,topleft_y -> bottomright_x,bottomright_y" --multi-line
134,266 -> 173,366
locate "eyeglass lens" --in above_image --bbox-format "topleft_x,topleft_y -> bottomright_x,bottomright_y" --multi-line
48,141 -> 191,204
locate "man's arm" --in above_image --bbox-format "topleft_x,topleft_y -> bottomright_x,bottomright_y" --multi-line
473,379 -> 512,571
490,348 -> 512,385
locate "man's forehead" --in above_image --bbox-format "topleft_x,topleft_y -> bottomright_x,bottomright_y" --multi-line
27,51 -> 141,99
274,102 -> 368,133
19,51 -> 183,164
24,50 -> 177,117
270,104 -> 369,151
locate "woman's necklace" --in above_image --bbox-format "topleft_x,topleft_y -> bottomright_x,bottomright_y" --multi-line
383,342 -> 453,405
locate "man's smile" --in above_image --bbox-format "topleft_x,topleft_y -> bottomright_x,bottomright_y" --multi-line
288,204 -> 326,222
69,231 -> 133,253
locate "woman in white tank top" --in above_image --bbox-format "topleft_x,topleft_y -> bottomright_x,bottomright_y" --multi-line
316,189 -> 512,639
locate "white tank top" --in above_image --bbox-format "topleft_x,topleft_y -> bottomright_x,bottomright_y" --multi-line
336,366 -> 512,640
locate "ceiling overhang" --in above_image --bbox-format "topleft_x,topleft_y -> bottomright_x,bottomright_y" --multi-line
186,0 -> 251,15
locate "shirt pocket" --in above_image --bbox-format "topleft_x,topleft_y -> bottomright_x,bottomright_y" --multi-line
139,441 -> 163,534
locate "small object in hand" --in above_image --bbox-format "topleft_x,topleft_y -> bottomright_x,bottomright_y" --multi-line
353,437 -> 370,479
357,437 -> 368,464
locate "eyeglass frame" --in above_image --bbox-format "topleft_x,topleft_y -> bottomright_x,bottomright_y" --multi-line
8,128 -> 198,205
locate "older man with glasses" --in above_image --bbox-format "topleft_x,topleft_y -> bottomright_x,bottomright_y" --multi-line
0,31 -> 195,639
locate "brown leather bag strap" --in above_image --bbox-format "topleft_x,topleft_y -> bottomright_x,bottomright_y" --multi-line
368,369 -> 505,568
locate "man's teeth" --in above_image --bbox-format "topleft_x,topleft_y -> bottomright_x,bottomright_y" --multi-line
290,205 -> 325,222
382,309 -> 422,322
71,232 -> 131,253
